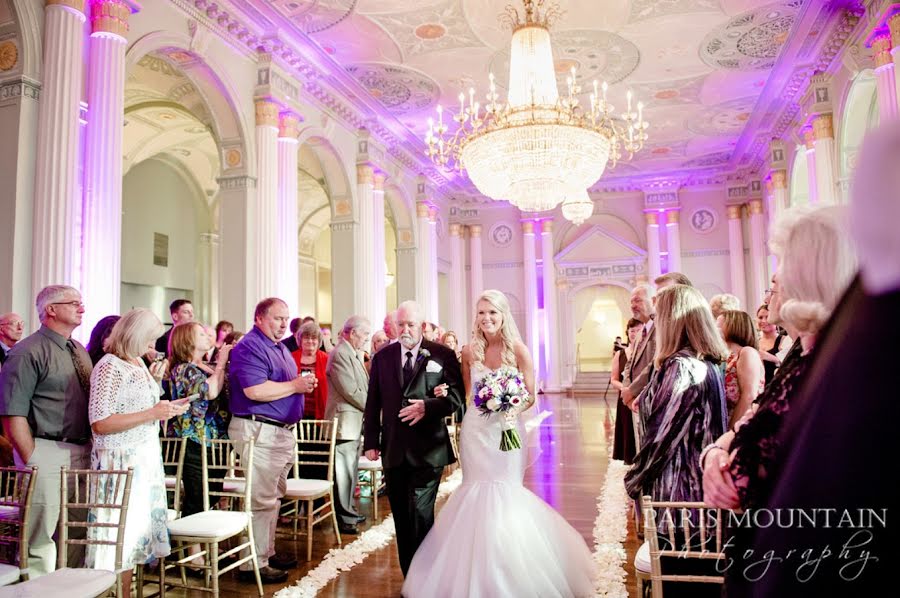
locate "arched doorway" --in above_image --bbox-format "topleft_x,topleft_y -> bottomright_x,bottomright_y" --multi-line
571,284 -> 630,372
838,69 -> 879,202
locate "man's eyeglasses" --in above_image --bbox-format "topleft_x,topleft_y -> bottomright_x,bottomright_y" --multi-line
50,301 -> 85,308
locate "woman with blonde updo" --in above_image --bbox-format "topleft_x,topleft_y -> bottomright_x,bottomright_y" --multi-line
403,290 -> 595,598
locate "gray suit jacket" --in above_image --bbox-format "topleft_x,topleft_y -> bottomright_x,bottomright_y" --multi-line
325,338 -> 369,441
624,321 -> 657,398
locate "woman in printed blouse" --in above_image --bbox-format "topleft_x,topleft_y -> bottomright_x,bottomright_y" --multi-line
700,207 -> 856,597
166,322 -> 232,517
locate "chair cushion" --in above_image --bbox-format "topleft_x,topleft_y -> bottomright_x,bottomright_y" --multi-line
222,479 -> 246,494
167,509 -> 179,521
0,567 -> 116,597
168,510 -> 249,539
357,456 -> 382,470
634,541 -> 651,573
0,505 -> 19,522
0,564 -> 20,587
284,478 -> 331,498
164,476 -> 177,488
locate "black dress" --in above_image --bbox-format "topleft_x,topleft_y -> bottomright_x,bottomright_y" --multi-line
761,332 -> 787,385
611,349 -> 636,464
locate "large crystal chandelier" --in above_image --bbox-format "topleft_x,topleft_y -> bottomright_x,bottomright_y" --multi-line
425,0 -> 648,223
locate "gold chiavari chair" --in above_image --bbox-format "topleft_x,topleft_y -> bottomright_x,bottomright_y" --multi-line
280,418 -> 341,561
159,437 -> 186,520
638,496 -> 727,598
0,466 -> 36,586
356,438 -> 384,521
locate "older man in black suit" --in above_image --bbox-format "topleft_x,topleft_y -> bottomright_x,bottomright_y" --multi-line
364,300 -> 463,576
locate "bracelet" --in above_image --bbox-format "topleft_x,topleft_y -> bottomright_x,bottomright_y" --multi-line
699,443 -> 727,470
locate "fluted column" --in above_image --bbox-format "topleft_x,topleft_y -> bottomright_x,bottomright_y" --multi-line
427,206 -> 439,324
747,199 -> 768,309
277,112 -> 300,316
356,165 -> 376,324
469,224 -> 484,303
372,172 -> 387,323
522,220 -> 539,364
414,202 -> 431,319
448,223 -> 466,340
888,14 -> 900,117
873,32 -> 899,121
198,232 -> 220,325
80,0 -> 129,335
770,170 -> 788,221
32,0 -> 86,299
255,99 -> 279,301
813,114 -> 837,205
803,128 -> 818,205
664,210 -> 682,274
644,212 -> 661,282
727,205 -> 747,306
540,220 -> 561,391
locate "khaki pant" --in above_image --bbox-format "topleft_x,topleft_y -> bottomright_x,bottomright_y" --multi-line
15,438 -> 91,577
228,418 -> 295,570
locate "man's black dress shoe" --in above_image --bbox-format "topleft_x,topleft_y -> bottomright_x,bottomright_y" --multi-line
237,566 -> 288,584
355,514 -> 367,524
338,522 -> 359,534
269,553 -> 298,570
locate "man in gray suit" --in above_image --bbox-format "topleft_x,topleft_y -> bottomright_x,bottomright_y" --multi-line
621,283 -> 656,417
325,315 -> 371,534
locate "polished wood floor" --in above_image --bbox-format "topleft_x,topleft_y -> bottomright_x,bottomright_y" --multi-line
155,393 -> 640,598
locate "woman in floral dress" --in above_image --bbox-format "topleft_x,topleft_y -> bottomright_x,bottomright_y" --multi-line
87,309 -> 189,597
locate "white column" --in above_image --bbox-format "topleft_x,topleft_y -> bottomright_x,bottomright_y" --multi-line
644,212 -> 661,282
277,112 -> 300,317
469,224 -> 484,304
372,172 -> 387,323
197,232 -> 219,324
873,32 -> 899,122
255,99 -> 279,301
812,114 -> 837,205
727,204 -> 747,307
31,0 -> 86,299
80,0 -> 129,334
888,14 -> 900,117
664,210 -> 682,274
770,170 -> 788,222
557,279 -> 574,389
803,129 -> 818,206
747,199 -> 768,309
540,220 -> 561,392
415,202 -> 432,320
428,207 -> 439,324
218,175 -> 257,330
522,220 -> 539,364
355,164 -> 376,325
448,223 -> 466,341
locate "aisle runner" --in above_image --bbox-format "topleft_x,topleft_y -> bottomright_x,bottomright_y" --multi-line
274,468 -> 463,598
592,459 -> 630,597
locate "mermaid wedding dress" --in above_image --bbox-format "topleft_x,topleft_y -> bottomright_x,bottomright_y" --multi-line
401,364 -> 596,598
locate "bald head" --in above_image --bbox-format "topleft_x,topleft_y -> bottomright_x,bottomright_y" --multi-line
0,312 -> 25,346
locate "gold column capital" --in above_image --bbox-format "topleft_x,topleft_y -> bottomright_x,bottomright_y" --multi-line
428,206 -> 438,222
416,202 -> 430,219
90,0 -> 129,35
726,205 -> 744,220
665,210 -> 680,225
278,112 -> 300,139
255,99 -> 279,128
813,113 -> 833,140
748,199 -> 764,215
356,164 -> 374,185
470,224 -> 482,237
872,33 -> 893,68
803,127 -> 816,150
373,172 -> 387,191
522,220 -> 534,234
644,211 -> 659,226
46,0 -> 85,12
540,219 -> 553,234
449,223 -> 461,236
771,169 -> 787,189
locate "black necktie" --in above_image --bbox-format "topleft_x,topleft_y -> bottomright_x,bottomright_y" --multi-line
67,340 -> 91,395
403,351 -> 414,386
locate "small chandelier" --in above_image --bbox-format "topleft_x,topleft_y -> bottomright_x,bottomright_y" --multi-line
425,0 -> 648,220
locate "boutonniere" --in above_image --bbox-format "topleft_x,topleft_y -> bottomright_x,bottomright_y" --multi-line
419,348 -> 431,360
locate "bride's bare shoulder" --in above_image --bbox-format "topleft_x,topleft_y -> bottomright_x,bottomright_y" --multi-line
461,344 -> 474,361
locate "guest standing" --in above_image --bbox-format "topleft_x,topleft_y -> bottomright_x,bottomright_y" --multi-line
87,309 -> 189,597
86,315 -> 120,366
325,315 -> 371,534
717,310 -> 765,427
290,320 -> 329,421
0,285 -> 94,576
209,320 -> 234,365
155,299 -> 194,356
756,304 -> 791,385
0,312 -> 25,366
611,318 -> 643,464
227,298 -> 316,584
620,284 -> 656,414
709,293 -> 740,319
370,330 -> 390,355
166,322 -> 232,517
281,318 -> 301,354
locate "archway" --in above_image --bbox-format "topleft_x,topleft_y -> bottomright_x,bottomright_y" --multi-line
788,145 -> 809,207
571,284 -> 630,372
838,69 -> 878,201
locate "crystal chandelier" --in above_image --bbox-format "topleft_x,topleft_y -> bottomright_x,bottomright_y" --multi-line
425,0 -> 648,221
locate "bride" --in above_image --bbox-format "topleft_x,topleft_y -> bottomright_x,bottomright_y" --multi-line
402,290 -> 596,598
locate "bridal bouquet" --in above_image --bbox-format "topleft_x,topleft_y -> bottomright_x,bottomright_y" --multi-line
473,366 -> 529,451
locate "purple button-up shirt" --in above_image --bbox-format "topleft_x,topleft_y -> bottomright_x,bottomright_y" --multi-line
228,326 -> 304,423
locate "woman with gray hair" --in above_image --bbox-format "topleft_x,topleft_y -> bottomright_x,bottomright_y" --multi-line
86,308 -> 190,597
290,319 -> 329,420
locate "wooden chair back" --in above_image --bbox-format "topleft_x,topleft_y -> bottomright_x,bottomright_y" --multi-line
159,436 -> 187,514
201,438 -> 254,512
293,419 -> 337,482
0,465 -> 36,577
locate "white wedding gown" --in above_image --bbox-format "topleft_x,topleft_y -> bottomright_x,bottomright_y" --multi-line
402,365 -> 596,598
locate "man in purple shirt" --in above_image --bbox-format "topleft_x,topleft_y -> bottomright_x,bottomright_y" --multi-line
228,297 -> 316,584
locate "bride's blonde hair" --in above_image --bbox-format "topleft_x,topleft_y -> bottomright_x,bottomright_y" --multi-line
470,290 -> 521,368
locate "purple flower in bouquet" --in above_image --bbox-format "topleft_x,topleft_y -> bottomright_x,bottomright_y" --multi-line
472,365 -> 530,451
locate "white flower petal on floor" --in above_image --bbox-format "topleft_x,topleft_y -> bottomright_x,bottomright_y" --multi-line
592,459 -> 630,597
275,468 -> 464,598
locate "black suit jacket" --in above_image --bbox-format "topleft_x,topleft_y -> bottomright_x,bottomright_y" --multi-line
364,340 -> 464,469
748,277 -> 900,596
155,328 -> 172,355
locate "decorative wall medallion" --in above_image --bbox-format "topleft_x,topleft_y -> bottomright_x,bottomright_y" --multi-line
489,222 -> 514,248
687,96 -> 758,136
335,199 -> 352,216
689,207 -> 718,234
225,149 -> 242,168
0,41 -> 18,71
699,0 -> 801,70
491,30 -> 640,88
399,229 -> 413,245
370,2 -> 482,59
345,63 -> 440,115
